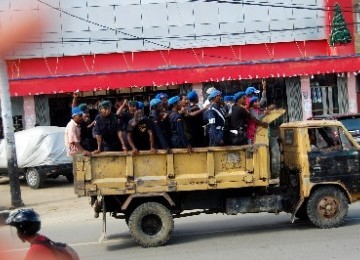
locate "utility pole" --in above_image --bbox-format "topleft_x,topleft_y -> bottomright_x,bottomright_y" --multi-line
0,58 -> 23,208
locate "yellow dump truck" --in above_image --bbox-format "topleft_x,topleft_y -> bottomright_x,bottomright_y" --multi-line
74,109 -> 360,247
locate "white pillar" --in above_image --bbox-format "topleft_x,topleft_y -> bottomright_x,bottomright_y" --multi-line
192,82 -> 204,104
23,95 -> 36,129
300,76 -> 313,120
347,73 -> 357,113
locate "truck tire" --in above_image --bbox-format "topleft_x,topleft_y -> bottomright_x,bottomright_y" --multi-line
306,186 -> 348,229
128,202 -> 174,247
25,168 -> 44,189
65,174 -> 74,183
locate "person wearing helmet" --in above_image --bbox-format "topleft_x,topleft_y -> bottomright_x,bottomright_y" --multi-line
5,208 -> 79,260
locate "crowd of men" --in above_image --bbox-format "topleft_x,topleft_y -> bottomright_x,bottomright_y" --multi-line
65,80 -> 273,156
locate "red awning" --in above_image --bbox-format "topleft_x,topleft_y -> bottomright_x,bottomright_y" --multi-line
7,40 -> 359,96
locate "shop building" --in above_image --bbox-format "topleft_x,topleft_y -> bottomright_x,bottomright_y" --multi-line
1,0 -> 360,130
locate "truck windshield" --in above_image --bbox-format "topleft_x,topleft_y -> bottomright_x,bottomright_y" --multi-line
309,126 -> 354,151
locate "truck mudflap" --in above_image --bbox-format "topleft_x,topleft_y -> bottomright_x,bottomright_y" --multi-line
290,197 -> 305,223
226,195 -> 283,214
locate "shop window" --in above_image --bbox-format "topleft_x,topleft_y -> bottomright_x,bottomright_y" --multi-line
310,75 -> 339,116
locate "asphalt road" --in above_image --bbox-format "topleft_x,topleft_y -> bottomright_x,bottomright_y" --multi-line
1,181 -> 360,260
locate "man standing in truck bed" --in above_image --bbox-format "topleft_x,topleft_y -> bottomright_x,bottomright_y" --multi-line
207,90 -> 226,146
65,106 -> 91,157
93,100 -> 122,152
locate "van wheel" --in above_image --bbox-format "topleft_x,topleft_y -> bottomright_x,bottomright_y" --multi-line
307,186 -> 348,229
128,202 -> 174,247
25,168 -> 44,189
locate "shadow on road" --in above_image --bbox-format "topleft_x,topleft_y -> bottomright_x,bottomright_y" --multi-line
102,212 -> 360,250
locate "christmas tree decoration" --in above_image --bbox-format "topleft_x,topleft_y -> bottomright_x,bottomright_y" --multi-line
330,3 -> 352,46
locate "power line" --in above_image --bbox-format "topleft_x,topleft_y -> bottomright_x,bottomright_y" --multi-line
196,0 -> 356,13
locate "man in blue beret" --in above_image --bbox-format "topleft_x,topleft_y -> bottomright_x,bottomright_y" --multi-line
155,92 -> 169,109
207,90 -> 226,146
223,95 -> 235,116
245,79 -> 267,109
65,106 -> 91,157
93,100 -> 122,152
230,92 -> 268,145
183,90 -> 209,147
126,101 -> 156,154
148,98 -> 170,150
168,96 -> 191,151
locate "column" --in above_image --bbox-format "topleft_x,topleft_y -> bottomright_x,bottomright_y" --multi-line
300,76 -> 312,120
347,73 -> 358,113
192,82 -> 204,105
23,95 -> 36,129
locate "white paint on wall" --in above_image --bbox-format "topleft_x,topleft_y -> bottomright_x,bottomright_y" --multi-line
23,96 -> 36,129
347,73 -> 358,113
300,76 -> 313,120
2,0 -> 326,59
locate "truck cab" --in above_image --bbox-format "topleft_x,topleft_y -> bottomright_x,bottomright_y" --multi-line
279,120 -> 360,226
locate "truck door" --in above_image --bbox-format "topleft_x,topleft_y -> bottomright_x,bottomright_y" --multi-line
308,126 -> 360,193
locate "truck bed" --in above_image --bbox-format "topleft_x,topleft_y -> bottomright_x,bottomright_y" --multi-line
75,144 -> 273,196
74,109 -> 285,197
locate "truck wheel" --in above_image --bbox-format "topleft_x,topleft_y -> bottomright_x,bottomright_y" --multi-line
25,168 -> 44,189
65,174 -> 74,183
128,202 -> 174,247
307,186 -> 348,229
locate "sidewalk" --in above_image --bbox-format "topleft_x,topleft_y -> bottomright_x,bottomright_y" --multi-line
0,177 -> 93,225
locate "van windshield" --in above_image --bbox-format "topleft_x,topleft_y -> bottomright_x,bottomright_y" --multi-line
339,118 -> 360,131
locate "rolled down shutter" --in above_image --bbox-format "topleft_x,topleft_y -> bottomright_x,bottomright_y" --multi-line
285,77 -> 302,122
337,75 -> 348,114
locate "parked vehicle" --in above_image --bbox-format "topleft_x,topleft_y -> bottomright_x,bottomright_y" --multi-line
74,109 -> 360,247
0,126 -> 72,189
309,113 -> 360,143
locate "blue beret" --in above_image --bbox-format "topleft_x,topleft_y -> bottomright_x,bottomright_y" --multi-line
71,107 -> 83,117
208,90 -> 222,100
137,101 -> 144,109
168,96 -> 180,106
128,100 -> 138,108
160,93 -> 168,99
224,95 -> 234,102
187,91 -> 198,101
78,103 -> 87,112
155,93 -> 168,100
249,97 -> 259,106
245,86 -> 260,95
150,98 -> 161,107
234,91 -> 246,102
99,100 -> 111,109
